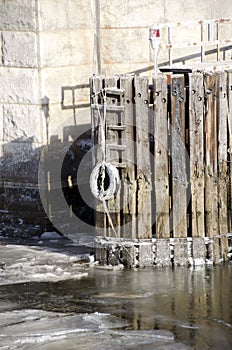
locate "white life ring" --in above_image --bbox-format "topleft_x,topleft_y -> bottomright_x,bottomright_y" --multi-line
90,162 -> 120,201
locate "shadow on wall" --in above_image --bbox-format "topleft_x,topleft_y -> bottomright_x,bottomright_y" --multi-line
0,96 -> 95,240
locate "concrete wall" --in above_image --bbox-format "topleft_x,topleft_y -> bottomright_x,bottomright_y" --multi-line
0,0 -> 231,236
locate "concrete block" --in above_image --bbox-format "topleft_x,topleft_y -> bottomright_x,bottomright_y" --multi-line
2,32 -> 37,68
0,0 -> 36,30
45,105 -> 91,143
207,237 -> 221,264
0,33 -> 2,66
108,246 -> 121,266
122,244 -> 135,267
39,30 -> 94,67
139,242 -> 153,267
94,238 -> 107,265
0,107 -> 3,144
101,28 -> 149,64
100,0 -> 163,28
95,246 -> 108,265
2,104 -> 42,143
0,67 -> 39,104
155,239 -> 171,267
165,1 -> 217,22
173,238 -> 189,266
41,66 -> 73,105
40,65 -> 92,105
192,238 -> 206,265
39,0 -> 92,30
102,62 -> 152,77
95,238 -> 123,266
0,141 -> 40,183
1,140 -> 41,161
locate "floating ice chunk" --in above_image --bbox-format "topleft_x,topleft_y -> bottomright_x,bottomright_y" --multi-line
180,323 -> 199,329
40,231 -> 62,240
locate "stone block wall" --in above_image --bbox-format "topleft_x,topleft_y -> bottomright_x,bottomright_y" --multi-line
99,0 -> 232,75
0,0 -> 231,237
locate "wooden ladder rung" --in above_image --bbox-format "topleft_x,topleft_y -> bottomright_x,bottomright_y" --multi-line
107,144 -> 127,151
91,104 -> 125,112
111,162 -> 127,169
105,87 -> 125,95
108,125 -> 126,131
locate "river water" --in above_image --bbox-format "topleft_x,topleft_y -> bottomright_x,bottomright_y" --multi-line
0,238 -> 231,349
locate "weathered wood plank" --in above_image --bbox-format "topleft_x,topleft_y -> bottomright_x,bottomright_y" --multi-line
170,74 -> 188,238
217,71 -> 229,260
227,70 -> 232,234
90,76 -> 103,164
134,76 -> 152,239
189,72 -> 205,238
204,72 -> 219,263
120,75 -> 137,239
90,76 -> 107,236
104,76 -> 121,238
153,74 -> 170,238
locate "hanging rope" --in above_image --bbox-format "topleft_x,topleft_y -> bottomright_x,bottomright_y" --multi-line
90,161 -> 120,201
89,77 -> 134,263
90,80 -> 120,202
90,78 -> 121,234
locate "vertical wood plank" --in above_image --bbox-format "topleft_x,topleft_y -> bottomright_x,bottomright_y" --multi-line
90,76 -> 107,236
91,76 -> 103,165
170,74 -> 188,238
104,76 -> 121,238
217,71 -> 229,260
134,76 -> 152,239
189,72 -> 205,238
120,75 -> 137,239
227,70 -> 232,234
204,72 -> 219,262
153,74 -> 170,238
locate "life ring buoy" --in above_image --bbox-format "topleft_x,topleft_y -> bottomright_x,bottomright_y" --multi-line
90,162 -> 120,201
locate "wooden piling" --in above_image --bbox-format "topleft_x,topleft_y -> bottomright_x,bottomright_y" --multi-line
90,67 -> 231,267
227,70 -> 232,234
189,72 -> 205,238
153,74 -> 170,238
134,76 -> 152,239
217,71 -> 229,259
120,75 -> 137,239
170,74 -> 188,238
90,76 -> 107,236
204,72 -> 220,262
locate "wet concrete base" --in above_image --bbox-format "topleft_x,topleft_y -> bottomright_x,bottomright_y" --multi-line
95,236 -> 231,268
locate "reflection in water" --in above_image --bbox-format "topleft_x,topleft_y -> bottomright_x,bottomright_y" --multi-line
0,263 -> 231,349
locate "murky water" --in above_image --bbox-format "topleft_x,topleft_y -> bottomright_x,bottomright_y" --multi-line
0,242 -> 231,349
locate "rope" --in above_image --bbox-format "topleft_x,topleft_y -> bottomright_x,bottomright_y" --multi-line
90,77 -> 121,232
90,162 -> 120,201
90,77 -> 134,262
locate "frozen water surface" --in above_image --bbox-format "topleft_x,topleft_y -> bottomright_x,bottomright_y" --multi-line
0,309 -> 185,350
0,242 -> 231,349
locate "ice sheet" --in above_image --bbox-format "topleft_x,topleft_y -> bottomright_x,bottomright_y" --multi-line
0,309 -> 190,350
0,245 -> 90,285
